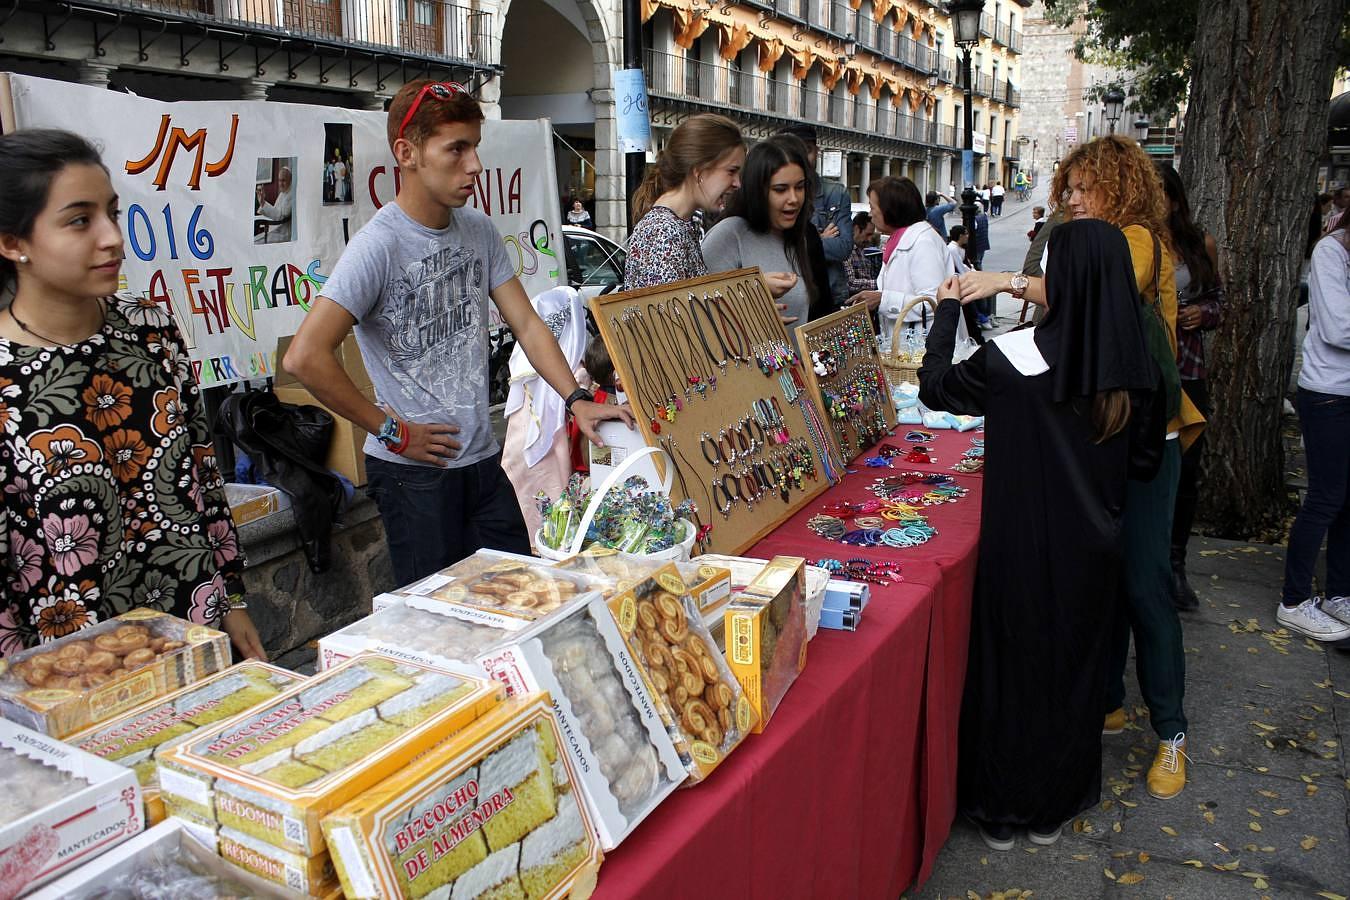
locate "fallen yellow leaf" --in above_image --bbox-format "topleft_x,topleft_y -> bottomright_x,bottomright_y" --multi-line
1118,872 -> 1145,886
1250,822 -> 1262,832
1273,809 -> 1291,816
1183,860 -> 1204,868
1301,836 -> 1319,851
1137,852 -> 1150,863
1247,808 -> 1262,817
1252,721 -> 1276,731
1112,822 -> 1122,833
1257,789 -> 1280,799
1203,811 -> 1216,824
1103,868 -> 1117,881
1315,893 -> 1347,900
1254,877 -> 1269,889
1161,826 -> 1178,836
1071,854 -> 1091,862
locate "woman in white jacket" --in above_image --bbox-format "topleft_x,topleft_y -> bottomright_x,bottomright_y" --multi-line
848,175 -> 952,351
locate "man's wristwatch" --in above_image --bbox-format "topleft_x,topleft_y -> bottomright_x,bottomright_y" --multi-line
564,389 -> 594,416
1009,273 -> 1030,300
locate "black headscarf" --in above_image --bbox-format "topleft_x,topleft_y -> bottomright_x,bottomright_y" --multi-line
1034,219 -> 1157,402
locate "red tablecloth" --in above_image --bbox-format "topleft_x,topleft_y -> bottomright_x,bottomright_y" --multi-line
593,432 -> 983,899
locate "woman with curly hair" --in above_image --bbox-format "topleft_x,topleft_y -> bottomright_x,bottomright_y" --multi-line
959,135 -> 1205,803
0,129 -> 265,660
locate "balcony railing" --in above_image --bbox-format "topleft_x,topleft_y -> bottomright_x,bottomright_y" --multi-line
1009,28 -> 1023,53
938,122 -> 957,148
103,0 -> 489,61
979,13 -> 992,37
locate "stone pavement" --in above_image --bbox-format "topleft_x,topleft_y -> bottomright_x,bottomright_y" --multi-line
904,536 -> 1350,900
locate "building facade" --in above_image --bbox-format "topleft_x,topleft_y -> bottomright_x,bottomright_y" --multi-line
0,0 -> 1027,239
640,0 -> 1030,217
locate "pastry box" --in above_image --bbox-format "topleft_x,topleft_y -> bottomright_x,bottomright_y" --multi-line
724,556 -> 809,733
317,602 -> 520,676
0,719 -> 144,897
323,695 -> 603,900
26,818 -> 312,899
554,550 -> 732,616
157,653 -> 503,857
0,608 -> 231,738
68,661 -> 306,825
474,595 -> 686,848
217,825 -> 339,897
606,564 -> 756,782
395,550 -> 602,628
695,553 -> 831,639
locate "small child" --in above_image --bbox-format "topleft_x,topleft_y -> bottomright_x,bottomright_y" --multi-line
569,337 -> 619,475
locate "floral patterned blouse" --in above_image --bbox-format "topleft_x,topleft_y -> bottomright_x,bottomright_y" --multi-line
0,294 -> 244,655
623,205 -> 707,291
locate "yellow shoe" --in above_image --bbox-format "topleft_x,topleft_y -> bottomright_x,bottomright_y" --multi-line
1102,708 -> 1127,735
1147,733 -> 1189,799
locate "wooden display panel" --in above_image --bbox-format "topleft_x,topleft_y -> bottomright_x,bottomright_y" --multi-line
794,305 -> 898,463
590,268 -> 842,557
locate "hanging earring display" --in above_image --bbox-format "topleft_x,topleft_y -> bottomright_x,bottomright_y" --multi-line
591,268 -> 839,556
794,305 -> 899,464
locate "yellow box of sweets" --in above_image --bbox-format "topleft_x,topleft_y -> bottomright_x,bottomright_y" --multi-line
322,695 -> 602,900
158,652 -> 504,857
68,661 -> 305,825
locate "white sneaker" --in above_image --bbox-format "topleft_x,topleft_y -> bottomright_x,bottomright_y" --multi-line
1321,595 -> 1350,626
1277,598 -> 1350,641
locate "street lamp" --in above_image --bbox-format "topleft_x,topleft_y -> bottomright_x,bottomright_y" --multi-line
1133,116 -> 1150,144
1103,87 -> 1126,134
947,0 -> 983,252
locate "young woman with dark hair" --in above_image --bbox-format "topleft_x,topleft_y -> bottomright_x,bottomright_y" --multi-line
0,129 -> 265,659
624,114 -> 746,291
919,219 -> 1164,851
847,175 -> 950,350
1157,164 -> 1223,610
701,134 -> 827,326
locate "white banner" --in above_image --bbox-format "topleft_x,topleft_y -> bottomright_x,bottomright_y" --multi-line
2,74 -> 564,388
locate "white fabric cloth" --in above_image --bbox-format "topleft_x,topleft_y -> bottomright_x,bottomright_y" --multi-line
505,286 -> 588,467
946,241 -> 969,276
991,328 -> 1049,376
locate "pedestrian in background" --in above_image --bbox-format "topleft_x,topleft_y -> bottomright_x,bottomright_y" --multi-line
971,205 -> 993,329
926,190 -> 958,239
843,211 -> 878,295
946,224 -> 970,276
565,199 -> 594,230
991,180 -> 1005,216
625,113 -> 745,291
1028,206 -> 1048,241
1158,164 -> 1224,611
1278,218 -> 1350,641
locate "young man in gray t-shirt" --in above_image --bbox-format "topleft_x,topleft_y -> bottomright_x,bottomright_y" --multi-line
285,80 -> 631,585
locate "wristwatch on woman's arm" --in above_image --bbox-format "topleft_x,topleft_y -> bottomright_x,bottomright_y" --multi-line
1009,273 -> 1029,300
564,389 -> 594,416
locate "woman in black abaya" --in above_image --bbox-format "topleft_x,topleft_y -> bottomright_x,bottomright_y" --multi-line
918,220 -> 1166,850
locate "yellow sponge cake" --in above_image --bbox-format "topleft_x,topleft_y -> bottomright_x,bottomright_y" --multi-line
478,728 -> 555,851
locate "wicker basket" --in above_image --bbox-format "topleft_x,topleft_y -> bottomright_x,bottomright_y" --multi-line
879,296 -> 938,387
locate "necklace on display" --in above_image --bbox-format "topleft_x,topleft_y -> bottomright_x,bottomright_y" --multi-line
610,313 -> 670,433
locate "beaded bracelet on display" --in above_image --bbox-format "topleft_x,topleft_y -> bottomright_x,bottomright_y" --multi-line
815,558 -> 904,586
952,439 -> 986,474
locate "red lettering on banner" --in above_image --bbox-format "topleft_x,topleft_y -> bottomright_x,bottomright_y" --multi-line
125,114 -> 240,191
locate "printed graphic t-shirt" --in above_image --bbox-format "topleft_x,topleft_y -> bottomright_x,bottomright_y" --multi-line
322,201 -> 515,468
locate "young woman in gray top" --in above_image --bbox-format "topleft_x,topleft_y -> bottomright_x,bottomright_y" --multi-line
701,135 -> 822,327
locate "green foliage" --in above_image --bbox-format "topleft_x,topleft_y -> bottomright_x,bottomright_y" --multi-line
1043,0 -> 1197,120
1045,0 -> 1350,118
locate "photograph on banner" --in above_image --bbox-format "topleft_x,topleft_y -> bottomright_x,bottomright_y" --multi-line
0,73 -> 565,389
254,156 -> 297,244
322,123 -> 354,205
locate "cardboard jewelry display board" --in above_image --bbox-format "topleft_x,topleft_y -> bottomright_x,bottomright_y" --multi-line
590,268 -> 842,557
794,305 -> 899,463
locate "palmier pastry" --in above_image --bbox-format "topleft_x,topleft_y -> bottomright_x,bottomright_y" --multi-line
84,651 -> 117,673
707,681 -> 734,711
635,601 -> 659,633
58,641 -> 92,659
123,648 -> 155,669
680,699 -> 717,738
505,591 -> 538,609
718,706 -> 734,733
50,656 -> 86,678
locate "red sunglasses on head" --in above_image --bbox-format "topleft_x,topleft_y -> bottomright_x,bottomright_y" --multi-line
396,81 -> 470,142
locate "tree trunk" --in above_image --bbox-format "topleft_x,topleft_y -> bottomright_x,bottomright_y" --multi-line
1180,0 -> 1342,538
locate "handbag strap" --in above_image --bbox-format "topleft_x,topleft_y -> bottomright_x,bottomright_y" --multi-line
1147,231 -> 1164,316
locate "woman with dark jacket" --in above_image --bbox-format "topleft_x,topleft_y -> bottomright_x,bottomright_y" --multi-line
920,220 -> 1164,851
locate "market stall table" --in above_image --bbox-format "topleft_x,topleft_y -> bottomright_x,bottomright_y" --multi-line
593,432 -> 984,899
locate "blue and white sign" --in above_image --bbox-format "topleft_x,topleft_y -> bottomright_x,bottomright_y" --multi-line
614,67 -> 652,154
